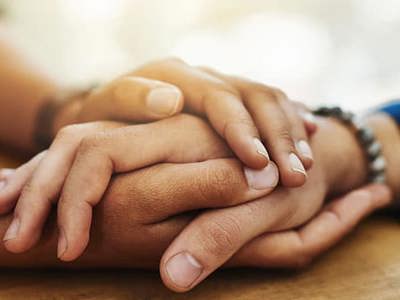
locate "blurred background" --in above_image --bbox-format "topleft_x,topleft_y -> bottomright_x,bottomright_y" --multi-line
0,0 -> 399,110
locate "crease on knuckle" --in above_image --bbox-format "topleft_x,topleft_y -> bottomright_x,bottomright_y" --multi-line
197,163 -> 241,207
222,115 -> 257,139
19,181 -> 54,211
202,86 -> 241,110
198,214 -> 242,258
274,129 -> 295,150
77,133 -> 105,156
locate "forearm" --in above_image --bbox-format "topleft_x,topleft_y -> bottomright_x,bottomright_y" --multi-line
0,36 -> 59,152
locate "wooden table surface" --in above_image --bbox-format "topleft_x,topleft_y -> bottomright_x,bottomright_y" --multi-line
1,150 -> 400,300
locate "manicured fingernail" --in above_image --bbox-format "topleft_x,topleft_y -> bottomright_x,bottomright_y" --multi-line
165,252 -> 203,288
3,217 -> 20,241
289,153 -> 306,174
147,87 -> 181,116
296,140 -> 313,160
0,169 -> 15,191
253,138 -> 269,160
302,112 -> 316,124
57,228 -> 68,259
244,162 -> 279,190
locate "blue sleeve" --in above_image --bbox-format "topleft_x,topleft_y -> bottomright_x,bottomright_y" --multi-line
377,100 -> 400,124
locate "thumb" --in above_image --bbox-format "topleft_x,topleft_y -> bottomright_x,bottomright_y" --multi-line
79,76 -> 184,122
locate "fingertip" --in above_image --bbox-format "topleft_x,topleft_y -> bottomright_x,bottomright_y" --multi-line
146,85 -> 184,118
235,137 -> 270,170
278,153 -> 307,187
280,172 -> 307,188
244,161 -> 279,191
161,251 -> 204,293
300,156 -> 313,170
56,227 -> 89,262
295,140 -> 313,167
366,184 -> 393,208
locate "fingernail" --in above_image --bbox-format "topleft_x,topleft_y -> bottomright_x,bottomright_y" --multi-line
244,162 -> 279,190
3,217 -> 20,241
253,138 -> 269,160
296,140 -> 313,160
302,112 -> 316,124
147,87 -> 181,116
165,252 -> 203,288
0,180 -> 6,191
289,153 -> 306,174
57,228 -> 68,259
0,169 -> 15,191
0,168 -> 15,178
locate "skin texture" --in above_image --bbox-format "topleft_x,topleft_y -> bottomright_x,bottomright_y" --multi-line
0,116 -> 278,260
0,35 -> 314,187
0,32 -> 398,293
133,58 -> 315,186
0,113 -> 398,293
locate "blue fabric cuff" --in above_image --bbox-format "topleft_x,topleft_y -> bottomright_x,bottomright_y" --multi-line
376,100 -> 400,124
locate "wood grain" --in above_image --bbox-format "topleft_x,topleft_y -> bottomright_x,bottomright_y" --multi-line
0,151 -> 399,300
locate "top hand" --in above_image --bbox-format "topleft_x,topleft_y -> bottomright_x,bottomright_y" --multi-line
56,58 -> 316,187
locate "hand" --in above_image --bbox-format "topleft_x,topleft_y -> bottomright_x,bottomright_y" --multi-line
230,184 -> 391,268
0,117 -> 391,294
56,58 -> 316,186
131,58 -> 317,186
157,116 -> 384,292
0,115 -> 278,261
52,76 -> 185,136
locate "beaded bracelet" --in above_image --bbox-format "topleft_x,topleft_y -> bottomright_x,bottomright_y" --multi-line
313,106 -> 386,184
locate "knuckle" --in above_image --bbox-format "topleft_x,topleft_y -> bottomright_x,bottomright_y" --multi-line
77,133 -> 104,154
198,214 -> 242,258
197,163 -> 241,206
55,124 -> 85,141
223,114 -> 257,138
271,87 -> 288,101
275,129 -> 295,150
19,180 -> 52,206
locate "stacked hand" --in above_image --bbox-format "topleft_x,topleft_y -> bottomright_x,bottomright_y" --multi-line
0,58 -> 392,293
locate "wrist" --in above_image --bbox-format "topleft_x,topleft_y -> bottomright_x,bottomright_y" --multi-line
364,113 -> 400,201
312,117 -> 367,196
313,113 -> 400,202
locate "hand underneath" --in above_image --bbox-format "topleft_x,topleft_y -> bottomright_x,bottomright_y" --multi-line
0,115 -> 278,261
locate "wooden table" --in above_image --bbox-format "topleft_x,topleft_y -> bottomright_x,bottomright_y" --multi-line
1,151 -> 400,300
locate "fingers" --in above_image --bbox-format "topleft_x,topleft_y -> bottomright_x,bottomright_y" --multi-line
134,58 -> 269,169
203,90 -> 270,169
244,89 -> 307,186
279,98 -> 313,169
0,152 -> 45,213
104,159 -> 278,224
3,122 -> 122,254
200,67 -> 309,186
56,115 -> 231,262
159,186 -> 307,292
231,184 -> 392,268
79,76 -> 184,123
